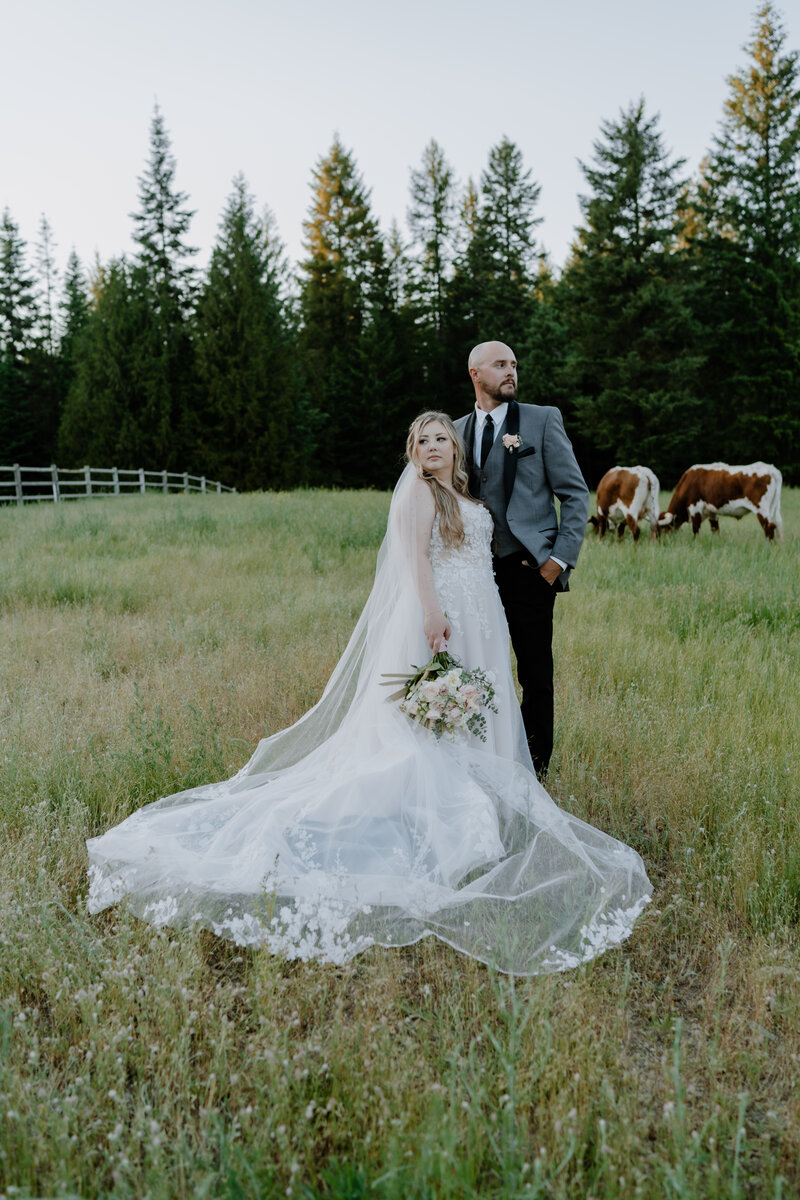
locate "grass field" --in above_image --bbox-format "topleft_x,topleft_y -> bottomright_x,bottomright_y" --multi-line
0,488 -> 798,1199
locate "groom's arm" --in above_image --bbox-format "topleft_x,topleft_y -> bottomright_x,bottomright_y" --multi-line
542,408 -> 590,568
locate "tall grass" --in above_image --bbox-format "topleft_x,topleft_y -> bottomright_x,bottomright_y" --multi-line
0,490 -> 798,1199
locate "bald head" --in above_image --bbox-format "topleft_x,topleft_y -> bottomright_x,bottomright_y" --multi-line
468,340 -> 516,372
468,341 -> 518,410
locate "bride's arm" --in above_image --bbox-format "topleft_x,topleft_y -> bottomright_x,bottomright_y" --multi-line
410,479 -> 451,652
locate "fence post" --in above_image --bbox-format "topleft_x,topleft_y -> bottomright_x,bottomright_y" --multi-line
183,471 -> 189,493
201,476 -> 207,494
216,480 -> 222,493
162,469 -> 168,494
50,465 -> 60,502
13,463 -> 23,506
139,468 -> 146,494
112,466 -> 120,495
83,465 -> 92,497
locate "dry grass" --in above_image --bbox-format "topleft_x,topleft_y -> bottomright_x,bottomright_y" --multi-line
0,489 -> 798,1199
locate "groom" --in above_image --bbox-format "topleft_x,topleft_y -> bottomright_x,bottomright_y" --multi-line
455,341 -> 590,778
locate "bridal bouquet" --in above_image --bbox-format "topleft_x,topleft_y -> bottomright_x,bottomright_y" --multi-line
381,650 -> 498,742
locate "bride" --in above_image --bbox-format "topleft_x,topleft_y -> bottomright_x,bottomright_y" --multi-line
87,412 -> 651,974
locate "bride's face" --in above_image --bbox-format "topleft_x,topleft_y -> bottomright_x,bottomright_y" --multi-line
415,421 -> 455,481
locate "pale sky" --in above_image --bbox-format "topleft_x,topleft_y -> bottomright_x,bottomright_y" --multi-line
2,0 -> 784,284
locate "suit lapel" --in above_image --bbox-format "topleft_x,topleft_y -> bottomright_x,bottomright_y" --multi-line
503,400 -> 520,505
462,410 -> 478,494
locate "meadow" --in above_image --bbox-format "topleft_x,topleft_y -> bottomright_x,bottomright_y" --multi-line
0,488 -> 798,1200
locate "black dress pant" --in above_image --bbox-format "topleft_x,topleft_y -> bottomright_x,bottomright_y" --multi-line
493,551 -> 557,778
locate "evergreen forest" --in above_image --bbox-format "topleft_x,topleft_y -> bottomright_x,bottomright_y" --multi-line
2,3 -> 799,491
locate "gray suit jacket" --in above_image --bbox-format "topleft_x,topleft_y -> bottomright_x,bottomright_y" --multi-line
455,401 -> 590,590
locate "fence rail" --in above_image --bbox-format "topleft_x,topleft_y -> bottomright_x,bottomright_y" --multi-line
0,464 -> 236,505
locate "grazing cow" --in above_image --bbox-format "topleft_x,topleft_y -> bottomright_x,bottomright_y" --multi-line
591,466 -> 661,542
658,462 -> 783,540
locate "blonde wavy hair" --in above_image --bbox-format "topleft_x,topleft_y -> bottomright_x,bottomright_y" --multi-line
406,411 -> 476,548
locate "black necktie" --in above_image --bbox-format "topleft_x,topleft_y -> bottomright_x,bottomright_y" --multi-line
480,414 -> 494,468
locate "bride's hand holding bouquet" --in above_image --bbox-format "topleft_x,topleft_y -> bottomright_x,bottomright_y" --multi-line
381,646 -> 498,743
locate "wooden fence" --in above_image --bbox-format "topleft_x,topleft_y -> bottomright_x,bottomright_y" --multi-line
0,464 -> 236,506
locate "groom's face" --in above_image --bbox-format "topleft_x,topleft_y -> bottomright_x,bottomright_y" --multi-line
475,347 -> 518,405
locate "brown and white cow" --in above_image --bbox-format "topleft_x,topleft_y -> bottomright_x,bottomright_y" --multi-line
591,466 -> 661,542
658,462 -> 783,540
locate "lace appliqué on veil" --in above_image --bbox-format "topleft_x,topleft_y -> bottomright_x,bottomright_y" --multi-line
430,502 -> 497,639
213,895 -> 376,965
540,895 -> 651,971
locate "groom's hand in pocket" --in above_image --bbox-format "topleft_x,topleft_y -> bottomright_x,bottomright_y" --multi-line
539,557 -> 563,585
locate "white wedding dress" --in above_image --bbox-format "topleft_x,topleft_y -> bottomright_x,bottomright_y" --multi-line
87,470 -> 651,974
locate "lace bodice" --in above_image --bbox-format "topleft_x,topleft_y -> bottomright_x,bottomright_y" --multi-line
430,498 -> 497,639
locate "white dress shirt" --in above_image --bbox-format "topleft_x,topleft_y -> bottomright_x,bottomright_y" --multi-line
473,402 -> 508,464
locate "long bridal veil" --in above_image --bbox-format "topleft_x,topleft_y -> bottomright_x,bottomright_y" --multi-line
87,466 -> 651,974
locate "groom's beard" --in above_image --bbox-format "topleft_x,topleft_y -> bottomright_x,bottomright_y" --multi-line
487,381 -> 517,402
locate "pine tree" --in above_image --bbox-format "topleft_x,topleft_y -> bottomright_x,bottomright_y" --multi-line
386,220 -> 412,311
299,137 -> 400,486
440,143 -> 544,413
690,2 -> 800,477
54,250 -> 92,461
520,261 -> 572,408
34,215 -> 58,356
359,250 -> 430,486
58,258 -> 145,465
711,3 -> 800,257
59,250 -> 90,369
442,179 -> 483,409
468,137 -> 542,348
128,104 -> 198,466
193,175 -> 305,490
0,209 -> 38,462
131,105 -> 197,308
27,214 -> 63,459
561,99 -> 702,483
0,211 -> 36,360
407,140 -> 456,342
61,106 -> 197,473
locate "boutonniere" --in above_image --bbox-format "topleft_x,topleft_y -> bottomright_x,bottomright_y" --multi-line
502,433 -> 522,453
